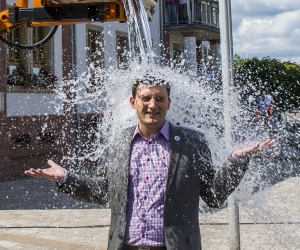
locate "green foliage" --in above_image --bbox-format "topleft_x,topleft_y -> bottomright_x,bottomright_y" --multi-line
234,56 -> 300,113
233,54 -> 246,68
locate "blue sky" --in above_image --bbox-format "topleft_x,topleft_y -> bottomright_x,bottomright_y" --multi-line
231,0 -> 300,63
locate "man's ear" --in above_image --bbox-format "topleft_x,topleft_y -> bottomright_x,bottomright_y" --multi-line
130,96 -> 136,109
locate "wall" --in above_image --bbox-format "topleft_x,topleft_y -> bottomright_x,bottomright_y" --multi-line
6,92 -> 63,116
0,2 -> 163,181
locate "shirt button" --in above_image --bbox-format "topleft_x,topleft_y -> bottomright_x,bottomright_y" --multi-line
142,234 -> 145,238
149,141 -> 152,144
147,158 -> 150,162
144,195 -> 147,199
146,176 -> 149,180
142,214 -> 145,218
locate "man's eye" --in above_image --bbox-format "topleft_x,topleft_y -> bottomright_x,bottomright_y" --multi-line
156,97 -> 164,102
141,97 -> 151,102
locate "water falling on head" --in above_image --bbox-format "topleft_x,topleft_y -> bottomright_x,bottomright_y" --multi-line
130,74 -> 171,139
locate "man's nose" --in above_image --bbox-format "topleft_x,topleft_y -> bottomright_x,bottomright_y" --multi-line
148,98 -> 157,107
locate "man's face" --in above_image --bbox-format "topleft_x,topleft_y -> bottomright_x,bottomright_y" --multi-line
130,84 -> 171,131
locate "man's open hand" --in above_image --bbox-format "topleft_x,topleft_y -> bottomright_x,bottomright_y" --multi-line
24,160 -> 65,182
233,139 -> 276,159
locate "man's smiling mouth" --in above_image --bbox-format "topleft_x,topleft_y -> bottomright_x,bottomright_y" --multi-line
146,112 -> 160,115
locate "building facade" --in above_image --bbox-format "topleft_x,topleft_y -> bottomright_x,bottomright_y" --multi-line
0,0 -> 220,180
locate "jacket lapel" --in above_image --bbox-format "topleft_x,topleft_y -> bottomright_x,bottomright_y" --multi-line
165,124 -> 183,196
120,126 -> 135,182
110,126 -> 135,204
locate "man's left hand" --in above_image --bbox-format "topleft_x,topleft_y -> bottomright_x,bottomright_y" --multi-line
233,139 -> 276,159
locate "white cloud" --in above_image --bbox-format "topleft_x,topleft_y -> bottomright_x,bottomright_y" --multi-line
232,3 -> 300,63
232,0 -> 300,17
292,29 -> 300,37
236,11 -> 300,37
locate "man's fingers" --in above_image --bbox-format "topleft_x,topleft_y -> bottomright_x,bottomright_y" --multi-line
260,139 -> 271,147
244,142 -> 259,156
252,142 -> 260,150
24,160 -> 64,182
237,139 -> 277,158
260,139 -> 276,149
24,168 -> 44,178
266,139 -> 276,148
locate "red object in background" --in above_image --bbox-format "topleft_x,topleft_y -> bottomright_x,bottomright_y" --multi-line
267,106 -> 273,117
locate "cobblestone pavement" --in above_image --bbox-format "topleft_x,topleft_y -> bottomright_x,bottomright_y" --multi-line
1,177 -> 300,249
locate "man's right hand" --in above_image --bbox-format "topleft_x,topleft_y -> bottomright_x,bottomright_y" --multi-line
24,160 -> 66,182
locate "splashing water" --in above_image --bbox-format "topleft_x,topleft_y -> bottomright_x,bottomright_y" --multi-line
123,0 -> 153,63
49,0 -> 300,248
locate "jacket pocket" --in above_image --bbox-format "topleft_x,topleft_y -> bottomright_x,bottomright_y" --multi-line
187,229 -> 200,245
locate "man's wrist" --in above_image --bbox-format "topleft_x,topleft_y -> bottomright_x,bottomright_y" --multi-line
231,153 -> 249,164
57,169 -> 68,185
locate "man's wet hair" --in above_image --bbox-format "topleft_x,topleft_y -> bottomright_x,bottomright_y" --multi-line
132,75 -> 171,98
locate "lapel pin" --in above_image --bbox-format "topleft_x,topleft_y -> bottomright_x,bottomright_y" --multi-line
174,136 -> 180,141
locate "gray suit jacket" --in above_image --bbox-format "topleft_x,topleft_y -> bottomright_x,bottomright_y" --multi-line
59,123 -> 248,250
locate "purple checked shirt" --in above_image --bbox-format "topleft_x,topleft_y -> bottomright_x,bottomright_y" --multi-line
124,121 -> 170,246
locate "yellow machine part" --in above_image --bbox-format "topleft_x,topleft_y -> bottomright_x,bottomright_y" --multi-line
0,0 -> 127,34
0,10 -> 20,34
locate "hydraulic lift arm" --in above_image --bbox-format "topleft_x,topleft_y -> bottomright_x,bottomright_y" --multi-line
0,0 -> 156,48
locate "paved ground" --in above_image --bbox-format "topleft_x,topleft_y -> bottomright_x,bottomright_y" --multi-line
0,177 -> 100,210
1,176 -> 300,249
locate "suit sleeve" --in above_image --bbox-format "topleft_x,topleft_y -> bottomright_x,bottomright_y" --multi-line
198,139 -> 248,208
57,149 -> 109,205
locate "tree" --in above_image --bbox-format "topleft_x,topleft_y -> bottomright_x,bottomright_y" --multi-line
234,55 -> 300,114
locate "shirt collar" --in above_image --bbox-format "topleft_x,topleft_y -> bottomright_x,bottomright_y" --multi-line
132,120 -> 170,141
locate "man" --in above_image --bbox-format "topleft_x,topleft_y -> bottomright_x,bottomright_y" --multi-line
25,76 -> 275,250
264,89 -> 274,106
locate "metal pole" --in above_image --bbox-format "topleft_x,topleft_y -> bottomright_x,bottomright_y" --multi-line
218,0 -> 240,249
228,194 -> 240,250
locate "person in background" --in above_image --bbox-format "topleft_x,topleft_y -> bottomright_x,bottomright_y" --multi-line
258,95 -> 268,118
264,89 -> 274,122
264,89 -> 274,107
178,0 -> 188,23
166,0 -> 177,24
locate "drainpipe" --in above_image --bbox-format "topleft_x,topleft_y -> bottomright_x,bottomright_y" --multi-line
71,24 -> 81,163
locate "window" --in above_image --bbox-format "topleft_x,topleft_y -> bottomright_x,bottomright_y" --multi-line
194,0 -> 202,23
212,6 -> 218,27
86,25 -> 105,69
37,131 -> 54,144
86,25 -> 105,92
12,134 -> 31,148
33,27 -> 47,68
7,27 -> 22,66
201,3 -> 208,24
116,31 -> 129,69
6,24 -> 53,81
